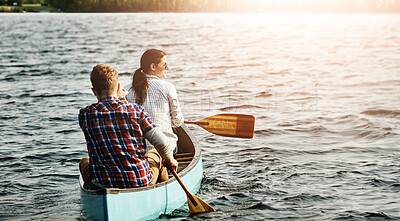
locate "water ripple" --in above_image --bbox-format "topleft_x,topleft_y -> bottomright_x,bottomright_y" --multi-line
1,13 -> 399,220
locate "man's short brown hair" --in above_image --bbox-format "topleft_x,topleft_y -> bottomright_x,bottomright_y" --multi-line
90,64 -> 118,96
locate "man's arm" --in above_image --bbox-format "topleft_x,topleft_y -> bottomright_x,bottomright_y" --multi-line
144,127 -> 178,169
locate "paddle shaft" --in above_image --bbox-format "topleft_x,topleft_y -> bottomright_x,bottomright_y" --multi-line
171,169 -> 198,206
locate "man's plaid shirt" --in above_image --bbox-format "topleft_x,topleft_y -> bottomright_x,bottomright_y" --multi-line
79,97 -> 156,188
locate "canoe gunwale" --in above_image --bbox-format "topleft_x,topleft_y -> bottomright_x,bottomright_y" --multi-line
79,123 -> 201,195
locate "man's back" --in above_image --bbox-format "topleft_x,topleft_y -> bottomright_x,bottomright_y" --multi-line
79,97 -> 156,188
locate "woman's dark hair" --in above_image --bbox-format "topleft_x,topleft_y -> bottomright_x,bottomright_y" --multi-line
132,49 -> 166,105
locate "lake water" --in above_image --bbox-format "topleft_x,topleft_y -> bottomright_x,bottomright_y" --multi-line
0,13 -> 399,220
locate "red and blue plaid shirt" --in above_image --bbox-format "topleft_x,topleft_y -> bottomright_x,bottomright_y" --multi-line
79,97 -> 157,188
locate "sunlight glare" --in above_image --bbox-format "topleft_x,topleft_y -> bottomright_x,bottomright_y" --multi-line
222,0 -> 390,13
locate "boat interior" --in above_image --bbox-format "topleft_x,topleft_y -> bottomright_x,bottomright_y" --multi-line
173,126 -> 196,174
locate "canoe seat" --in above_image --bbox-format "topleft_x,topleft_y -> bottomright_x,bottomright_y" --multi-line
175,153 -> 194,158
175,155 -> 193,166
175,153 -> 194,165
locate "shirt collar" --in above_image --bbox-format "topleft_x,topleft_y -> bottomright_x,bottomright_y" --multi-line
146,74 -> 160,80
99,96 -> 118,102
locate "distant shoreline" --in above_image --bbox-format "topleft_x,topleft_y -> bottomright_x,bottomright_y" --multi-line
0,5 -> 58,13
2,0 -> 400,14
2,11 -> 400,14
1,4 -> 400,14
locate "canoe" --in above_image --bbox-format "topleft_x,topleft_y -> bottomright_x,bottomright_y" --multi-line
79,124 -> 203,221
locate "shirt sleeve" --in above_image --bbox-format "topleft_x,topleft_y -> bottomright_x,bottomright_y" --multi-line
144,127 -> 173,161
78,108 -> 87,129
168,84 -> 184,128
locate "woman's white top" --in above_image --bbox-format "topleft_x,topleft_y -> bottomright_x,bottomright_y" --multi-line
125,75 -> 184,152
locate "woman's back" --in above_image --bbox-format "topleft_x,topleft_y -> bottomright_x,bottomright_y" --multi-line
125,75 -> 183,151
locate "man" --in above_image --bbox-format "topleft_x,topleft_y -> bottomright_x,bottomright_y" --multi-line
79,64 -> 178,189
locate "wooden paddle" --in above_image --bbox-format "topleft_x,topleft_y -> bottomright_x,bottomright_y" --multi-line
184,114 -> 255,138
171,168 -> 215,214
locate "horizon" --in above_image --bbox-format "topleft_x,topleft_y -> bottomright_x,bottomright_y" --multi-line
2,0 -> 400,13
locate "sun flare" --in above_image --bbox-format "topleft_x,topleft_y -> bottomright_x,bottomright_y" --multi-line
216,0 -> 399,13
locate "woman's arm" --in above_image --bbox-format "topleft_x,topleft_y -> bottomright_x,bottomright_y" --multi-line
168,84 -> 184,127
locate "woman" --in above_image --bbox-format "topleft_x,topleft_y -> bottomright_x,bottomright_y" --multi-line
125,49 -> 184,154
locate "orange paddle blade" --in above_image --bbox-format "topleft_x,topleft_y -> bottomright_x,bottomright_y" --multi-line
171,169 -> 215,214
187,193 -> 215,214
185,114 -> 255,138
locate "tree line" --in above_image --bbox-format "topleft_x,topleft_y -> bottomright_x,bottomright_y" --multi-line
2,0 -> 228,11
1,0 -> 400,13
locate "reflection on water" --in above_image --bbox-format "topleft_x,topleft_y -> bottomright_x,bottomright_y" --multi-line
0,13 -> 399,220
